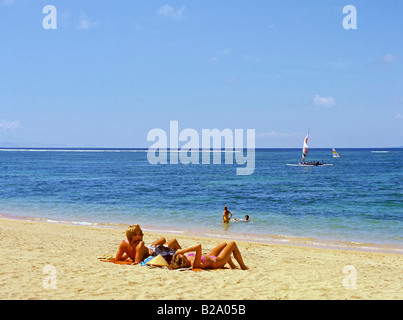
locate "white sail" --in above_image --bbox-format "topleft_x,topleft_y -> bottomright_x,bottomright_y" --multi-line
302,133 -> 309,161
332,148 -> 340,158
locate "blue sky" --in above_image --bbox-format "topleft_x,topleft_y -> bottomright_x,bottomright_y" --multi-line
0,0 -> 402,148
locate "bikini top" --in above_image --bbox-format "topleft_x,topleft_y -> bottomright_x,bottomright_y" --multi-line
186,253 -> 206,265
185,253 -> 217,268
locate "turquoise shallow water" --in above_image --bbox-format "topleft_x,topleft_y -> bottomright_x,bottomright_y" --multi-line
0,148 -> 402,252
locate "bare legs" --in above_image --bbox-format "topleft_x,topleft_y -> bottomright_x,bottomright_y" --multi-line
151,237 -> 182,251
207,241 -> 248,270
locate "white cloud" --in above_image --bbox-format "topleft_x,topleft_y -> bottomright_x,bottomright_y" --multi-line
220,48 -> 233,55
158,5 -> 185,20
206,57 -> 219,63
1,0 -> 15,6
381,54 -> 398,65
219,77 -> 238,84
206,48 -> 233,64
0,120 -> 22,131
77,15 -> 98,30
396,113 -> 403,119
242,54 -> 262,63
313,94 -> 336,108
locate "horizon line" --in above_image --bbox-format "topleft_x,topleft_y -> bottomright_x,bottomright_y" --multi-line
1,146 -> 402,150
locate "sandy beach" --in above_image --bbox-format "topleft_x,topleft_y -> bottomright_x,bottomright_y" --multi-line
0,218 -> 402,300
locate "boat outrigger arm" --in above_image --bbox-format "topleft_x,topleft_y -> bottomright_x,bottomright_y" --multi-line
287,161 -> 333,167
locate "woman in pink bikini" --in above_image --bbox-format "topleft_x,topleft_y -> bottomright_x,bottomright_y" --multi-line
169,241 -> 248,270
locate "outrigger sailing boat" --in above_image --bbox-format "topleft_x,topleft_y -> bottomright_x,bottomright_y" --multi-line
287,131 -> 333,167
332,148 -> 340,158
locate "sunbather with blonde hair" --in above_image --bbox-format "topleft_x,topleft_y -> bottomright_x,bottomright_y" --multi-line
115,224 -> 181,264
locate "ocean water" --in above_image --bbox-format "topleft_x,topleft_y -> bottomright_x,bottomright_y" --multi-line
0,148 -> 402,252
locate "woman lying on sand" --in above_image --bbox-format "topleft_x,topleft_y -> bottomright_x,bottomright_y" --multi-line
169,241 -> 248,270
